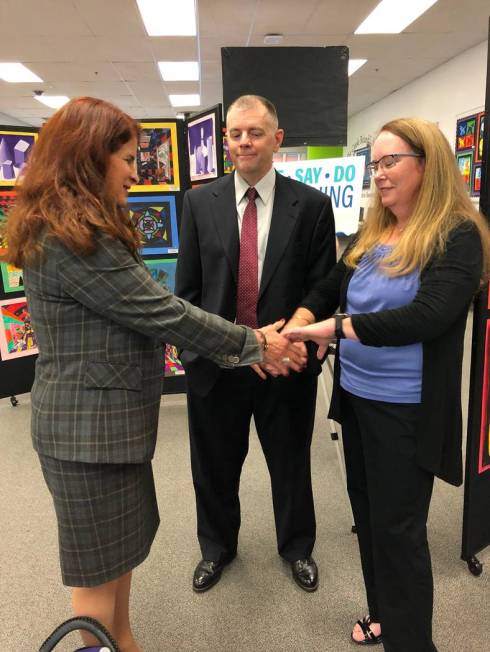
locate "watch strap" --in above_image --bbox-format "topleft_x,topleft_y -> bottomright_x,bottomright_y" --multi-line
334,313 -> 349,340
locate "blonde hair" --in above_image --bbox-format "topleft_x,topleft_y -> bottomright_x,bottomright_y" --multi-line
345,117 -> 490,280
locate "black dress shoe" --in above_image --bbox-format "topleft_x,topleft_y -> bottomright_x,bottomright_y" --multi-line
291,557 -> 319,592
192,558 -> 227,592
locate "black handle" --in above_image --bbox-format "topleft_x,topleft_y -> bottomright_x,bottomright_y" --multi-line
39,616 -> 121,651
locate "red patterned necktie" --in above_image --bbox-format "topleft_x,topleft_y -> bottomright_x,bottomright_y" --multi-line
236,187 -> 259,328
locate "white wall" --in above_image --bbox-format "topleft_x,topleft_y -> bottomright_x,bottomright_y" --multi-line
347,40 -> 488,152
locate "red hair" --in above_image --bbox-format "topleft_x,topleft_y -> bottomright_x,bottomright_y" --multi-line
6,96 -> 140,267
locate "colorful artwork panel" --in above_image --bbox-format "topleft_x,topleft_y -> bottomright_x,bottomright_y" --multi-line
478,320 -> 490,473
129,195 -> 179,255
132,122 -> 180,192
223,131 -> 234,174
0,262 -> 23,293
0,298 -> 38,360
143,258 -> 177,293
455,115 -> 477,152
188,112 -> 218,182
475,112 -> 485,164
471,164 -> 481,197
456,151 -> 473,191
0,130 -> 37,186
164,343 -> 184,377
0,190 -> 16,255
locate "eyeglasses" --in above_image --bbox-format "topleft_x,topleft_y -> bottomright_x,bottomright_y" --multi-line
366,153 -> 424,176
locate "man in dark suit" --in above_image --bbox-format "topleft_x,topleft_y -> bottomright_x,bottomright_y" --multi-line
175,95 -> 336,593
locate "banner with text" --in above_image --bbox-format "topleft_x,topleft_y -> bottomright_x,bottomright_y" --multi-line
274,156 -> 365,235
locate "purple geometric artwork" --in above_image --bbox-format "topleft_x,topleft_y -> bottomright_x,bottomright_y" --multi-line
0,131 -> 36,185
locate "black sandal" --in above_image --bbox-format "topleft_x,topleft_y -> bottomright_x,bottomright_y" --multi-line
351,616 -> 382,646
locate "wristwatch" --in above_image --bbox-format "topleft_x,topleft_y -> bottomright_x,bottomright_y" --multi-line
334,313 -> 350,340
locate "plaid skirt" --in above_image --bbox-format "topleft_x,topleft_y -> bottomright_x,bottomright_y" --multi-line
39,454 -> 160,587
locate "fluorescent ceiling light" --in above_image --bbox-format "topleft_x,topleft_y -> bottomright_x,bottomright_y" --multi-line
0,63 -> 43,83
349,59 -> 367,76
355,0 -> 438,34
34,95 -> 70,109
169,94 -> 200,107
158,61 -> 199,81
136,0 -> 197,36
175,113 -> 186,119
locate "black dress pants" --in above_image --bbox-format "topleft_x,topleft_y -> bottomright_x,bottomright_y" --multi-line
186,367 -> 317,563
340,389 -> 438,652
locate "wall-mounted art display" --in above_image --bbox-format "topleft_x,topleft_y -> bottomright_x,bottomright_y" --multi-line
0,298 -> 38,360
456,114 -> 477,152
354,145 -> 372,189
0,129 -> 37,186
128,195 -> 179,255
132,122 -> 180,192
0,262 -> 23,293
478,320 -> 490,474
456,151 -> 473,191
223,130 -> 234,174
165,344 -> 184,376
143,258 -> 177,292
475,112 -> 485,164
187,106 -> 222,182
471,164 -> 482,197
0,190 -> 15,255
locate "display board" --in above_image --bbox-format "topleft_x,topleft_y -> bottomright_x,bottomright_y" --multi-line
133,118 -> 189,394
461,19 -> 490,573
0,126 -> 40,399
222,46 -> 348,147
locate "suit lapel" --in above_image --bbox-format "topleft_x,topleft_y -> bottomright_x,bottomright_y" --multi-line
210,174 -> 239,283
259,172 -> 299,299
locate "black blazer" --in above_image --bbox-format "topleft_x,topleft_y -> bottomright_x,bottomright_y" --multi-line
175,171 -> 337,395
306,223 -> 483,486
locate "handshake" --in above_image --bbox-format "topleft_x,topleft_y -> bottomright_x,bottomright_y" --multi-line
252,315 -> 345,379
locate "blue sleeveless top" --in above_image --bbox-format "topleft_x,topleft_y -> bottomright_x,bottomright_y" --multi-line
339,244 -> 422,403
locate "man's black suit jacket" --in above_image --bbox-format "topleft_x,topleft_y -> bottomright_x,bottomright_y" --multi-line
175,170 -> 337,396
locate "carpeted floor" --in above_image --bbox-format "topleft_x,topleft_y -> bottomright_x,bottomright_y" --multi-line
1,322 -> 489,651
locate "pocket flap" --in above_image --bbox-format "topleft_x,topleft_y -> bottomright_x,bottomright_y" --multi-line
84,361 -> 142,391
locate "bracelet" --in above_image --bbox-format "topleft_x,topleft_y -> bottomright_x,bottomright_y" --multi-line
254,329 -> 268,351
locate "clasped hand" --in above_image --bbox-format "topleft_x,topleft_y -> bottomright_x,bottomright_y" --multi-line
252,319 -> 307,379
284,318 -> 336,359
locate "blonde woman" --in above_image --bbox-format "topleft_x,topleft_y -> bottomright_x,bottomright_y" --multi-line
286,118 -> 490,652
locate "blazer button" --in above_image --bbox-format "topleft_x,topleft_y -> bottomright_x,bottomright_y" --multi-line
227,355 -> 240,364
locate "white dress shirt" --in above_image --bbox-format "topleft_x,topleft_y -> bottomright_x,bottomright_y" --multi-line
234,166 -> 276,285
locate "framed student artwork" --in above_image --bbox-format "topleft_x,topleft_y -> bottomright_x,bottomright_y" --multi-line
128,195 -> 179,255
455,115 -> 477,152
0,190 -> 16,255
456,151 -> 473,191
143,258 -> 177,292
0,128 -> 38,186
0,298 -> 38,360
0,262 -> 23,293
223,129 -> 234,174
164,344 -> 184,376
132,121 -> 180,192
471,164 -> 482,197
475,112 -> 485,164
186,105 -> 223,183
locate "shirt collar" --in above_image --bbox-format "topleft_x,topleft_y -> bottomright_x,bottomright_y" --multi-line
234,166 -> 276,205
